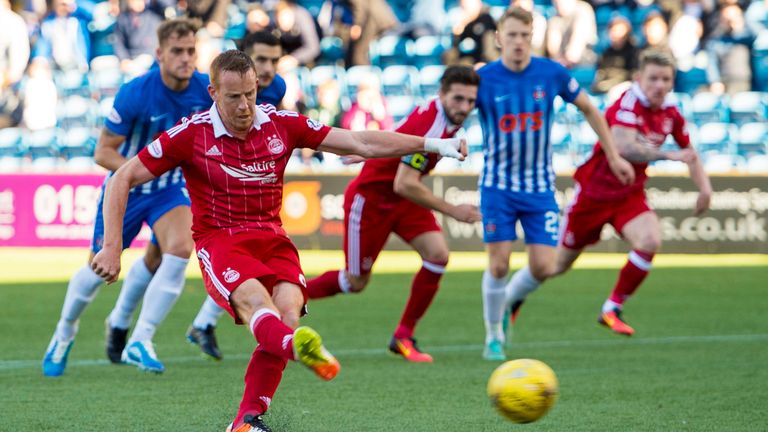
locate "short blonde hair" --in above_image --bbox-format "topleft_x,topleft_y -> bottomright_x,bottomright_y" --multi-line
498,6 -> 533,28
639,49 -> 676,71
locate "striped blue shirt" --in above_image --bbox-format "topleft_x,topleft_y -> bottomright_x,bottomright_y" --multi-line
476,57 -> 580,193
105,68 -> 212,194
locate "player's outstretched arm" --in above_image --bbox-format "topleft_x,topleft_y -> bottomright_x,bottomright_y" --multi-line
93,129 -> 130,172
685,149 -> 712,216
573,92 -> 635,185
316,128 -> 467,160
91,157 -> 157,284
393,163 -> 481,223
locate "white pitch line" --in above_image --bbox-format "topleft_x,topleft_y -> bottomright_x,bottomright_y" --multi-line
3,333 -> 767,373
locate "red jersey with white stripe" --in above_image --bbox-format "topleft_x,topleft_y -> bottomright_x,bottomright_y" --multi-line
574,83 -> 690,201
138,103 -> 331,242
352,99 -> 460,188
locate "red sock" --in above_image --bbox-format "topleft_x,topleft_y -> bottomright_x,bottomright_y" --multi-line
233,347 -> 287,427
306,270 -> 342,299
394,260 -> 446,339
609,250 -> 654,305
250,310 -> 295,361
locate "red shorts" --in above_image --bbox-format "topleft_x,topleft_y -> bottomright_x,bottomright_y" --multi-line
195,230 -> 307,324
344,184 -> 441,276
560,187 -> 652,250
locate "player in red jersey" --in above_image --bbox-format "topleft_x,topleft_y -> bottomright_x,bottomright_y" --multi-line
305,65 -> 482,363
90,50 -> 466,432
505,49 -> 712,336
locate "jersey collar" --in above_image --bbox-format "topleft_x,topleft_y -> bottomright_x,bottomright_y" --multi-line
630,82 -> 675,109
209,103 -> 272,138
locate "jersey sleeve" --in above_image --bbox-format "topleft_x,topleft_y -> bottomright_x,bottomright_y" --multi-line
671,108 -> 691,148
276,110 -> 332,150
556,63 -> 581,104
105,80 -> 140,136
606,98 -> 640,130
400,152 -> 433,173
137,117 -> 194,176
394,102 -> 435,137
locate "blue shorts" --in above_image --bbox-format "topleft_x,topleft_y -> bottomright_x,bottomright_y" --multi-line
91,185 -> 191,253
479,187 -> 560,246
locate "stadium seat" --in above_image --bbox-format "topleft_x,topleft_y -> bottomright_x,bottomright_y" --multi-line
573,121 -> 598,159
386,95 -> 416,122
728,92 -> 767,125
411,36 -> 446,68
22,128 -> 60,170
552,153 -> 576,173
58,127 -> 95,159
550,122 -> 571,154
703,153 -> 742,173
665,92 -> 691,117
752,30 -> 768,91
465,124 -> 484,152
89,68 -> 124,99
746,154 -> 768,173
736,122 -> 768,157
57,95 -> 94,128
371,34 -> 412,69
674,67 -> 708,94
690,92 -> 728,125
318,37 -> 345,66
381,65 -> 419,96
54,70 -> 88,97
570,65 -> 597,90
696,122 -> 736,154
0,127 -> 22,157
418,65 -> 446,98
308,65 -> 344,105
344,65 -> 382,100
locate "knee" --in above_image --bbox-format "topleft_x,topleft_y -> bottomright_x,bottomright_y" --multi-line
162,237 -> 195,258
347,273 -> 370,293
280,309 -> 301,329
635,234 -> 662,253
422,249 -> 449,266
529,261 -> 556,281
489,261 -> 510,279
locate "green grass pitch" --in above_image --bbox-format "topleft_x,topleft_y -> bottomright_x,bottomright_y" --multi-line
1,259 -> 767,431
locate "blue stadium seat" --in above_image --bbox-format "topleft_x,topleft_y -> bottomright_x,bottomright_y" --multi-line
411,36 -> 446,68
696,122 -> 735,154
318,37 -> 345,66
573,121 -> 598,161
703,153 -> 743,173
690,92 -> 728,125
570,65 -> 597,91
381,65 -> 419,96
0,128 -> 24,170
371,35 -> 412,69
418,65 -> 446,98
386,95 -> 416,122
89,68 -> 124,99
22,128 -> 60,170
728,92 -> 767,125
752,30 -> 768,91
736,122 -> 768,157
746,155 -> 768,173
665,92 -> 691,118
344,65 -> 382,100
550,122 -> 571,154
674,67 -> 709,94
58,95 -> 95,128
58,127 -> 96,159
54,70 -> 88,97
308,65 -> 344,105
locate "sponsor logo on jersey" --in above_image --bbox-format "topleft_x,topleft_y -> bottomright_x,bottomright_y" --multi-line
241,160 -> 276,173
220,163 -> 278,183
533,86 -> 546,101
107,108 -> 122,124
267,134 -> 286,155
498,111 -> 544,132
148,139 -> 163,158
223,267 -> 240,283
205,144 -> 222,156
306,118 -> 324,131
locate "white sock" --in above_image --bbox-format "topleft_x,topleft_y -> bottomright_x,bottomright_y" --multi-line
602,299 -> 622,314
482,269 -> 507,343
505,266 -> 541,307
192,296 -> 225,329
338,269 -> 352,294
55,264 -> 104,342
108,257 -> 153,329
128,254 -> 188,343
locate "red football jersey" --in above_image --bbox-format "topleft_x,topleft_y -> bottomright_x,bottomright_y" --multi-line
574,83 -> 690,201
138,104 -> 331,242
353,99 -> 460,188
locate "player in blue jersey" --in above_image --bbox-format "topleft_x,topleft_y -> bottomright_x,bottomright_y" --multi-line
184,30 -> 289,357
42,18 -> 214,376
476,7 -> 635,360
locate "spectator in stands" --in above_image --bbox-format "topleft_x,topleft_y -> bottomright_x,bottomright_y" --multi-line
113,0 -> 163,74
745,0 -> 768,33
21,57 -> 57,131
35,0 -> 91,72
0,0 -> 29,128
594,15 -> 638,94
668,14 -> 704,69
641,10 -> 671,52
707,4 -> 756,94
274,0 -> 320,72
512,0 -> 548,56
399,0 -> 445,39
546,0 -> 598,68
305,78 -> 342,128
347,0 -> 398,66
444,0 -> 498,66
178,0 -> 230,38
243,3 -> 275,38
341,74 -> 392,132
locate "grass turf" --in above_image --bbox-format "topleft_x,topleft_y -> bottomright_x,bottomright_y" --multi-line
1,264 -> 767,431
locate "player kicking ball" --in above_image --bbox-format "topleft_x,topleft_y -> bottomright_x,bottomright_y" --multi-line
306,65 -> 482,363
91,50 -> 467,432
506,49 -> 712,336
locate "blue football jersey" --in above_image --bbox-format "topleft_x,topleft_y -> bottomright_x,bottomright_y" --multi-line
257,74 -> 286,106
105,69 -> 212,194
476,57 -> 580,193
